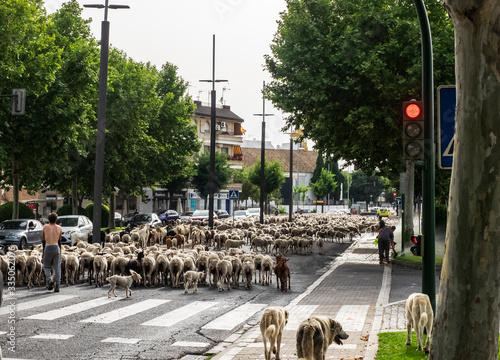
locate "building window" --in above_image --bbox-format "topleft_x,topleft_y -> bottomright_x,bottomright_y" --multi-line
221,147 -> 228,154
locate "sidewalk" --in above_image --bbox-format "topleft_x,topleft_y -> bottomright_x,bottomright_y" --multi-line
206,234 -> 409,360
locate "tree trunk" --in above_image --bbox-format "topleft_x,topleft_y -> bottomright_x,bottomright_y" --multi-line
403,160 -> 415,249
12,156 -> 19,219
72,177 -> 78,215
108,194 -> 115,229
430,1 -> 500,359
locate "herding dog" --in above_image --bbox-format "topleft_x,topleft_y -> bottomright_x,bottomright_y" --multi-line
106,270 -> 142,298
296,316 -> 349,360
260,306 -> 289,360
406,292 -> 433,353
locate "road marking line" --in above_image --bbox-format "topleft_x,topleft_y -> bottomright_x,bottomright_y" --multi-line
202,303 -> 266,331
284,304 -> 319,331
335,305 -> 370,332
81,299 -> 169,324
101,337 -> 142,344
31,334 -> 74,340
0,295 -> 75,316
172,341 -> 210,347
141,301 -> 218,327
25,296 -> 122,320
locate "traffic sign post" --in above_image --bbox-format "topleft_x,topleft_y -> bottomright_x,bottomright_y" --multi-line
437,85 -> 456,169
229,190 -> 239,223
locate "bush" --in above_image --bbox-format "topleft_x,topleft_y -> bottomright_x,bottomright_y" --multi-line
85,203 -> 110,225
0,202 -> 35,223
56,204 -> 87,216
435,203 -> 447,226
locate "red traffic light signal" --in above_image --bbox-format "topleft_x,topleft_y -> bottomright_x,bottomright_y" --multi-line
403,101 -> 424,161
393,192 -> 397,197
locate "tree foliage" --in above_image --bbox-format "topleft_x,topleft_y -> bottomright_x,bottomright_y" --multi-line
349,170 -> 385,204
310,153 -> 325,184
191,151 -> 232,201
310,168 -> 337,199
265,0 -> 455,178
248,159 -> 286,199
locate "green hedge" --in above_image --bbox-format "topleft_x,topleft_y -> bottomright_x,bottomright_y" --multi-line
435,203 -> 448,226
0,202 -> 35,223
85,203 -> 110,224
56,204 -> 87,216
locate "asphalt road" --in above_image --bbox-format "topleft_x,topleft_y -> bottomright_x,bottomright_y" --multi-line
0,241 -> 350,360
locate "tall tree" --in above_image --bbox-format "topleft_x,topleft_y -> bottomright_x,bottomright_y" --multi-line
265,0 -> 454,177
349,171 -> 385,205
430,1 -> 500,358
310,168 -> 337,200
191,151 -> 232,207
310,152 -> 325,184
248,159 -> 285,212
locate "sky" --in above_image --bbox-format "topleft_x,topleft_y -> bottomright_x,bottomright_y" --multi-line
44,0 -> 293,148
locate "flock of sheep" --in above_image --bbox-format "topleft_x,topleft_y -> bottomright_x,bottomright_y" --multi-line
1,213 -> 390,294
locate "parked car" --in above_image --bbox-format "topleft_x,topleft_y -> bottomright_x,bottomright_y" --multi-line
295,209 -> 312,214
126,213 -> 161,229
158,210 -> 180,225
114,212 -> 123,227
215,210 -> 230,219
233,210 -> 250,219
190,210 -> 218,221
246,208 -> 260,217
122,212 -> 135,224
0,219 -> 43,250
180,211 -> 194,223
56,215 -> 93,245
377,208 -> 391,217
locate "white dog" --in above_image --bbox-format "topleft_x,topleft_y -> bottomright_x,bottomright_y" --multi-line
406,292 -> 433,353
260,306 -> 289,360
106,270 -> 142,298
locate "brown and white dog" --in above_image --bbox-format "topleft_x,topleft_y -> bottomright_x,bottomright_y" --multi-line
296,316 -> 349,360
406,292 -> 433,353
106,270 -> 142,298
260,306 -> 289,360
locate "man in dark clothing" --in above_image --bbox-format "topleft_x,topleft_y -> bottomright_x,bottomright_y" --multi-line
377,221 -> 393,264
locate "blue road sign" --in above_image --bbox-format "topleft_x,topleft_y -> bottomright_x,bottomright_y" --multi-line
395,197 -> 402,205
437,85 -> 456,169
229,190 -> 239,200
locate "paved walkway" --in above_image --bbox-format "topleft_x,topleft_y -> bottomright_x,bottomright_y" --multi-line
205,234 -> 409,360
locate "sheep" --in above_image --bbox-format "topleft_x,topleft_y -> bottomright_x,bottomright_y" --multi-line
230,257 -> 242,288
70,231 -> 89,246
65,254 -> 79,286
224,239 -> 245,251
156,254 -> 170,286
110,256 -> 128,276
121,233 -> 131,244
261,255 -> 274,286
26,253 -> 42,289
93,255 -> 108,287
208,254 -> 219,289
216,259 -> 232,292
242,259 -> 255,289
142,255 -> 156,287
169,256 -> 184,288
183,271 -> 205,293
79,252 -> 94,285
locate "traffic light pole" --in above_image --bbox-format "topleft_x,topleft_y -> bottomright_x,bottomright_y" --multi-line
414,0 -> 436,312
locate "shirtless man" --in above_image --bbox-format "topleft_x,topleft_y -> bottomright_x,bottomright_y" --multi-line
42,212 -> 62,292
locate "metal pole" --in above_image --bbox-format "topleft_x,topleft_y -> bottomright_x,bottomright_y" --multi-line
208,36 -> 216,229
259,102 -> 265,225
414,0 -> 435,312
92,19 -> 109,244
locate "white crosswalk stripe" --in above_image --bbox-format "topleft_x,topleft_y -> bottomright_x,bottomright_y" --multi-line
0,295 -> 75,316
81,299 -> 169,324
335,305 -> 370,332
284,304 -> 319,331
202,303 -> 266,331
25,296 -> 122,320
141,301 -> 218,327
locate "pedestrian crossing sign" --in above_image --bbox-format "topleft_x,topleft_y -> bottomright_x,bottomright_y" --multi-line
229,190 -> 239,200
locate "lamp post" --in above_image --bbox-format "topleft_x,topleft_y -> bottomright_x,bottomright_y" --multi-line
200,35 -> 228,229
253,81 -> 273,224
84,1 -> 129,244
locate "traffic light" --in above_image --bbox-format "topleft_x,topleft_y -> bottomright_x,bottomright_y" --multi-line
393,191 -> 397,197
410,234 -> 422,256
12,88 -> 26,116
403,100 -> 424,160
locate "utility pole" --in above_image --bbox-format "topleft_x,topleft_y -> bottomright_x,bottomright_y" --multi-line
200,35 -> 228,229
253,81 -> 273,224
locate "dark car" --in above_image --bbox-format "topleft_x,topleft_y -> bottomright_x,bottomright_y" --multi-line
126,213 -> 161,229
0,219 -> 43,250
215,210 -> 230,219
158,210 -> 180,225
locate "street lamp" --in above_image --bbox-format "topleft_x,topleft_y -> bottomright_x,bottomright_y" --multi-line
84,1 -> 129,243
200,35 -> 228,229
253,81 -> 273,224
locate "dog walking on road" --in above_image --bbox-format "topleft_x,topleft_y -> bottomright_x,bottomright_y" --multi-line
260,306 -> 289,360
